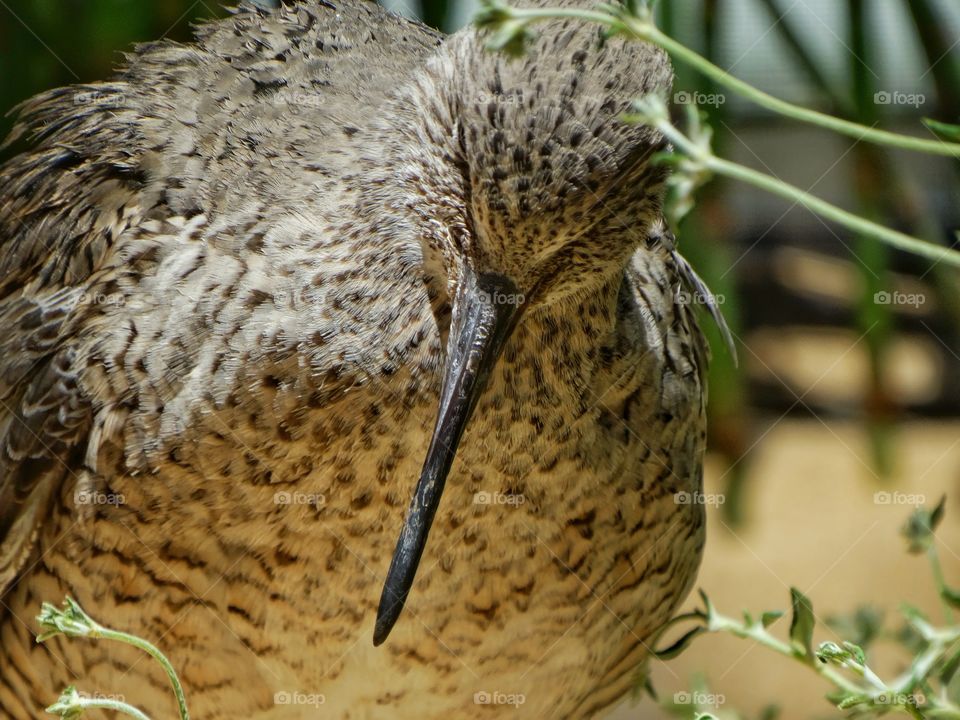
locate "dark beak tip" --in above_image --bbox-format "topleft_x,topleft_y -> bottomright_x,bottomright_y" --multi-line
373,578 -> 407,645
373,603 -> 398,646
373,270 -> 523,647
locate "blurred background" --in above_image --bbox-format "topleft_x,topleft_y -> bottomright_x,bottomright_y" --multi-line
1,0 -> 959,717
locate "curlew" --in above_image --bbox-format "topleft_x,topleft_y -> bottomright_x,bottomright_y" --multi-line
0,0 -> 715,717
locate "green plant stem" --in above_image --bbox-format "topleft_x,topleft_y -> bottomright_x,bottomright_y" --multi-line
493,5 -> 960,158
53,697 -> 151,720
710,611 -> 960,718
708,613 -> 866,696
653,119 -> 960,269
929,546 -> 957,624
91,627 -> 189,720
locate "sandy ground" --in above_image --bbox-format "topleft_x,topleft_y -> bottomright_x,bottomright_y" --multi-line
608,419 -> 960,720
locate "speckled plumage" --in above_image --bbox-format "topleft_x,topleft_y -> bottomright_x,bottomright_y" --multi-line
0,1 -> 709,717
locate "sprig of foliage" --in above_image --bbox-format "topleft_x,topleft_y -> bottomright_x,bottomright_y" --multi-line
475,0 -> 960,158
36,598 -> 190,720
44,686 -> 150,720
653,499 -> 960,719
475,0 -> 960,270
628,96 -> 960,269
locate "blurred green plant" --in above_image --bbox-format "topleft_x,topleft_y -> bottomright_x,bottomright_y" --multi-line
477,0 -> 960,158
477,0 -> 960,521
476,0 -> 960,268
653,497 -> 960,718
36,598 -> 189,720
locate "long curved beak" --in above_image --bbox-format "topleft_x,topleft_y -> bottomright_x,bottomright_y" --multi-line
373,268 -> 524,645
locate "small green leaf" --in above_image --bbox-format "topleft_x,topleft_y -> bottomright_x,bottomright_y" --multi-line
743,610 -> 754,627
941,584 -> 960,609
45,686 -> 84,719
761,611 -> 784,628
842,641 -> 866,666
835,692 -> 871,710
941,642 -> 960,687
931,495 -> 946,530
902,495 -> 946,554
641,672 -> 657,701
699,590 -> 720,630
814,640 -> 864,666
815,641 -> 848,664
923,118 -> 960,142
654,626 -> 706,660
789,588 -> 815,658
36,597 -> 100,643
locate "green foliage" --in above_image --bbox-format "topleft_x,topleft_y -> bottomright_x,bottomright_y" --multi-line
654,498 -> 960,719
37,599 -> 190,720
924,118 -> 960,143
789,588 -> 815,659
903,495 -> 946,555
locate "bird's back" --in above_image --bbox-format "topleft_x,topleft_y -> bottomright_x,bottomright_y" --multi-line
0,3 -> 709,719
0,0 -> 440,594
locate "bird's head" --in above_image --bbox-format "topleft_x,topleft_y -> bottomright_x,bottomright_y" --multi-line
371,5 -> 673,644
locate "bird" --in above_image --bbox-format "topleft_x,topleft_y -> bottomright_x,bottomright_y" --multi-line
0,0 -> 713,717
